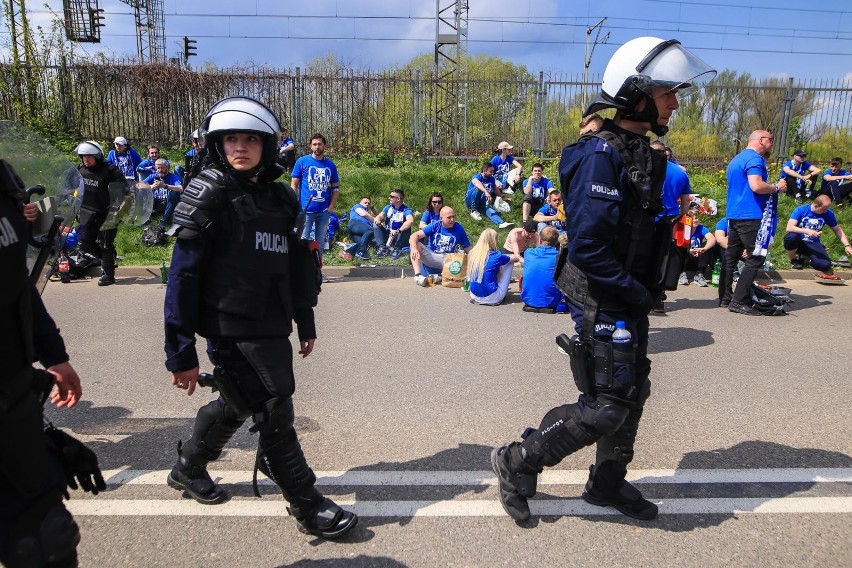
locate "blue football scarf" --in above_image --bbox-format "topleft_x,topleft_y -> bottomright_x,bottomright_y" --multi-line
752,192 -> 778,258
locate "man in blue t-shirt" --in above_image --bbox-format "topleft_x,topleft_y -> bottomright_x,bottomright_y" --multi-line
720,130 -> 786,315
781,149 -> 821,202
821,157 -> 852,205
340,196 -> 376,261
783,194 -> 852,277
465,162 -> 513,229
651,140 -> 692,218
533,189 -> 566,237
522,163 -> 553,222
143,158 -> 183,228
520,226 -> 561,311
679,204 -> 717,287
491,141 -> 523,194
136,145 -> 161,180
373,188 -> 415,260
407,207 -> 471,286
291,133 -> 340,257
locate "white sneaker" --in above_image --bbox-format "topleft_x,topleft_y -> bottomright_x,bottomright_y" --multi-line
502,187 -> 514,195
414,275 -> 428,287
694,274 -> 708,287
498,222 -> 514,230
429,274 -> 442,285
679,272 -> 688,286
470,210 -> 482,221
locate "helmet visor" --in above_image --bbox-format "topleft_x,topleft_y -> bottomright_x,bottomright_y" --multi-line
636,40 -> 717,100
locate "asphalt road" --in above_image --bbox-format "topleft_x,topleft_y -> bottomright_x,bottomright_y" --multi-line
40,272 -> 852,567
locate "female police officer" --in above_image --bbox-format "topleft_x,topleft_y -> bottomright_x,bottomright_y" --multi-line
163,96 -> 357,539
491,37 -> 716,523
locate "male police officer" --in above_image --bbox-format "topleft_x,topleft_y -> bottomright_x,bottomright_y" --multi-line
491,37 -> 716,522
164,96 -> 357,539
1,158 -> 104,567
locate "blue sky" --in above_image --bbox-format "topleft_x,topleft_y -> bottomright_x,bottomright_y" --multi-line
11,0 -> 852,82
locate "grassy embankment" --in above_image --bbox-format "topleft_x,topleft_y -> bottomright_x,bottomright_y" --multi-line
116,155 -> 852,270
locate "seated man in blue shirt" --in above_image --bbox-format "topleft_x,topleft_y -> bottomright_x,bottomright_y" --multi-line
143,158 -> 183,227
408,207 -> 471,286
520,226 -> 562,312
533,189 -> 567,238
136,145 -> 161,180
784,194 -> 852,278
821,157 -> 852,206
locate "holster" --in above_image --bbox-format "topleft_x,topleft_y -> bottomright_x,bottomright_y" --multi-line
557,333 -> 594,395
205,366 -> 253,419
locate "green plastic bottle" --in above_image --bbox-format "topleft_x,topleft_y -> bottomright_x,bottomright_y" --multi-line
160,261 -> 169,284
711,259 -> 721,287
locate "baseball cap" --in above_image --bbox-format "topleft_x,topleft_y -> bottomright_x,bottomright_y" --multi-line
114,136 -> 128,146
794,149 -> 806,157
497,141 -> 513,150
523,220 -> 538,233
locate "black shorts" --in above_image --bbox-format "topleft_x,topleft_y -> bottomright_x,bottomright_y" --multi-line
523,195 -> 544,210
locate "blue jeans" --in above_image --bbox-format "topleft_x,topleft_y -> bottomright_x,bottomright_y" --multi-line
347,222 -> 375,255
162,190 -> 182,227
464,188 -> 505,226
373,225 -> 411,249
783,233 -> 831,271
301,210 -> 331,251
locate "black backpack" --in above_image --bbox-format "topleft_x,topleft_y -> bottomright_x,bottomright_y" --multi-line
141,224 -> 167,247
750,282 -> 791,316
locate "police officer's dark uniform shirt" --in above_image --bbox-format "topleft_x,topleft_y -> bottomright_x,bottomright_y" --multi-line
164,174 -> 317,373
0,191 -> 68,384
78,161 -> 125,214
560,119 -> 658,310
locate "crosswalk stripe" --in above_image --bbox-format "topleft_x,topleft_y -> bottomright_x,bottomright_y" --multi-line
101,468 -> 852,487
66,497 -> 852,517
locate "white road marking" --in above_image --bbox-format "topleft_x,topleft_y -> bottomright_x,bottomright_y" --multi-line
67,497 -> 852,517
101,468 -> 852,487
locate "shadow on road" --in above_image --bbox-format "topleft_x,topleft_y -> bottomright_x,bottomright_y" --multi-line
280,556 -> 409,567
647,326 -> 714,354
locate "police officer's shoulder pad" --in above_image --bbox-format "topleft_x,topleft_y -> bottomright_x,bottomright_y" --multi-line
588,181 -> 622,201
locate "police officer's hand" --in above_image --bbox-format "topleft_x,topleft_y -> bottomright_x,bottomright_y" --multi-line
299,339 -> 315,358
629,284 -> 654,318
23,202 -> 40,222
172,367 -> 199,396
48,361 -> 82,409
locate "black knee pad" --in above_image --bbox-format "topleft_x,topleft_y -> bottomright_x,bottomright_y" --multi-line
5,498 -> 79,568
580,397 -> 630,436
182,400 -> 245,464
521,403 -> 598,469
254,397 -> 295,445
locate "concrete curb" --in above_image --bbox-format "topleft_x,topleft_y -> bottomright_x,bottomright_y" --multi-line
112,264 -> 852,283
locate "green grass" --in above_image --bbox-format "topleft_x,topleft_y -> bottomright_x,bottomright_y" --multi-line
114,160 -> 852,270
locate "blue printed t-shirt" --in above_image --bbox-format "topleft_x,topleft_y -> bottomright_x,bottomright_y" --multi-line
536,204 -> 566,231
524,176 -> 554,200
107,148 -> 142,179
469,250 -> 510,297
726,148 -> 769,220
380,203 -> 413,231
144,172 -> 182,200
490,154 -> 515,177
422,221 -> 470,253
714,217 -> 729,236
421,209 -> 441,226
689,224 -> 710,250
780,159 -> 813,179
822,169 -> 851,191
789,203 -> 837,243
348,203 -> 373,229
279,137 -> 294,150
292,155 -> 340,213
521,245 -> 560,308
468,172 -> 497,196
659,161 -> 692,217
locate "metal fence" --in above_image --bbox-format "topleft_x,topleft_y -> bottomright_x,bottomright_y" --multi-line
1,59 -> 850,164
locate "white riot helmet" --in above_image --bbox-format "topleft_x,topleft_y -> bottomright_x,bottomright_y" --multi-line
585,37 -> 716,135
74,141 -> 105,161
199,96 -> 281,180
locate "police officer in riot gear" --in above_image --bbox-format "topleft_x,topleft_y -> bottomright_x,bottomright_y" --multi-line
491,37 -> 716,522
164,96 -> 358,539
74,141 -> 126,286
1,158 -> 105,567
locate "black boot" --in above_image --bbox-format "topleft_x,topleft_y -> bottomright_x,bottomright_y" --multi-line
167,401 -> 243,504
98,249 -> 116,286
582,461 -> 658,520
97,269 -> 115,286
490,443 -> 539,522
167,441 -> 229,504
288,497 -> 359,540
